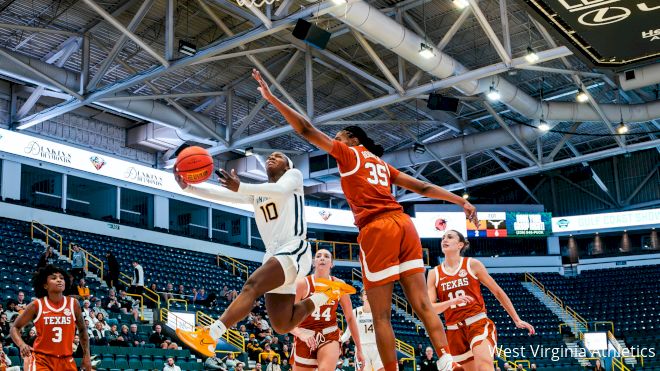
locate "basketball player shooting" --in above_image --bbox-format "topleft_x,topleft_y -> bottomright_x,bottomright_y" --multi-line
174,151 -> 355,357
10,265 -> 93,371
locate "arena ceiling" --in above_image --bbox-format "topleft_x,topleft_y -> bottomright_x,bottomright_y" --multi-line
0,0 -> 658,205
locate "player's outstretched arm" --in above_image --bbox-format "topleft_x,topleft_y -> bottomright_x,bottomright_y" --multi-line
253,69 -> 333,153
9,302 -> 37,358
470,259 -> 535,335
74,299 -> 94,370
227,168 -> 303,198
426,269 -> 474,314
393,171 -> 478,225
174,170 -> 253,204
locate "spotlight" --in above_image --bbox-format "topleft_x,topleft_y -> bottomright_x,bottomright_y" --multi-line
616,122 -> 629,134
412,142 -> 426,154
419,43 -> 435,59
524,47 -> 539,64
178,40 -> 197,56
462,191 -> 469,200
452,0 -> 469,9
331,0 -> 347,4
487,86 -> 501,101
576,91 -> 589,103
245,147 -> 254,156
538,119 -> 550,132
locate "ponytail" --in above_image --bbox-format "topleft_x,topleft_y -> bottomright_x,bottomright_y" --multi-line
342,126 -> 384,157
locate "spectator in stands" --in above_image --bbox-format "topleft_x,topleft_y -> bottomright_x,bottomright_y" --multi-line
239,325 -> 249,342
192,288 -> 208,304
85,319 -> 94,337
204,355 -> 227,370
529,364 -> 537,370
90,322 -> 108,346
162,283 -> 175,304
0,347 -> 20,371
130,260 -> 144,295
279,359 -> 290,371
224,352 -> 239,371
107,324 -> 121,346
81,299 -> 93,320
278,344 -> 289,363
266,357 -> 280,371
247,335 -> 263,361
64,273 -> 78,297
118,289 -> 140,322
259,344 -> 279,364
235,362 -> 245,371
593,359 -> 605,371
149,324 -> 178,350
495,367 -> 501,371
3,302 -> 17,322
269,336 -> 280,354
95,313 -> 110,331
0,313 -> 10,340
416,343 -> 423,357
502,363 -> 510,370
516,365 -> 523,370
14,293 -> 27,313
163,357 -> 182,371
23,327 -> 37,347
103,289 -> 121,314
36,246 -> 54,270
72,334 -> 83,358
418,347 -> 437,371
71,244 -> 86,280
281,335 -> 290,349
77,278 -> 91,300
251,363 -> 262,371
93,298 -> 109,320
127,324 -> 145,347
176,284 -> 186,300
116,325 -> 130,347
105,252 -> 119,289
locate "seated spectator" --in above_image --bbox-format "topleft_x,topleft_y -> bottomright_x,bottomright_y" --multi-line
148,324 -> 177,350
247,336 -> 263,361
127,324 -> 145,347
0,313 -> 10,340
205,355 -> 227,370
280,359 -> 290,371
118,290 -> 140,322
0,347 -> 20,371
225,288 -> 238,302
90,322 -> 108,346
224,352 -> 239,371
259,344 -> 279,364
251,363 -> 262,371
92,298 -> 109,319
235,362 -> 245,371
265,357 -> 280,371
36,246 -> 55,270
103,289 -> 121,314
23,327 -> 37,347
95,313 -> 110,331
163,357 -> 182,371
278,344 -> 290,363
77,279 -> 91,300
106,324 -> 121,346
239,325 -> 249,342
175,285 -> 186,300
270,337 -> 281,353
162,283 -> 175,304
116,325 -> 130,347
14,292 -> 27,314
81,300 -> 93,320
192,288 -> 207,303
72,335 -> 83,358
3,302 -> 17,323
84,320 -> 94,337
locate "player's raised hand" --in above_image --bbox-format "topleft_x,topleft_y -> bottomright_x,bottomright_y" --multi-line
173,169 -> 189,190
252,69 -> 274,102
463,201 -> 478,226
216,169 -> 241,192
19,343 -> 33,358
515,319 -> 536,336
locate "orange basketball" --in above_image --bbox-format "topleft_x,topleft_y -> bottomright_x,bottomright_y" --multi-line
176,146 -> 214,184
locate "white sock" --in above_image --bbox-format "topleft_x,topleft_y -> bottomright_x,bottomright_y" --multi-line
309,292 -> 330,310
209,320 -> 227,340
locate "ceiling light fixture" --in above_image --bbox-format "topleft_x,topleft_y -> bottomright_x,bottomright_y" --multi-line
525,47 -> 539,64
538,119 -> 550,132
245,147 -> 254,156
487,86 -> 501,101
576,91 -> 589,103
453,0 -> 469,9
419,43 -> 435,59
616,122 -> 629,134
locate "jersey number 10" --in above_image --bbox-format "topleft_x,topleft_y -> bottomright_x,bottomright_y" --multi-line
260,202 -> 278,222
365,163 -> 388,186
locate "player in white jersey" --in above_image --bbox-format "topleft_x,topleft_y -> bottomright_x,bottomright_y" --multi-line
174,151 -> 354,357
340,289 -> 382,371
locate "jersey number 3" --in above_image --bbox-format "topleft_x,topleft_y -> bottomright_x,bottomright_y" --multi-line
52,327 -> 63,343
365,163 -> 388,186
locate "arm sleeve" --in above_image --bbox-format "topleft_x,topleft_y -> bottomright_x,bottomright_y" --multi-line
237,169 -> 302,197
339,326 -> 352,343
183,183 -> 254,204
329,140 -> 358,174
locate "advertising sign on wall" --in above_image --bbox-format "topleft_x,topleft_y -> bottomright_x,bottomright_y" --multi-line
506,212 -> 553,237
552,208 -> 660,233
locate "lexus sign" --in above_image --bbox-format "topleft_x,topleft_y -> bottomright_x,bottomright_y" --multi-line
524,0 -> 660,66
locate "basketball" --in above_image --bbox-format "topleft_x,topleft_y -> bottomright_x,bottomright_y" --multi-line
176,146 -> 214,184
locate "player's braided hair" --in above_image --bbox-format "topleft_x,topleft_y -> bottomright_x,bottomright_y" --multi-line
449,229 -> 471,255
32,265 -> 70,298
342,126 -> 384,157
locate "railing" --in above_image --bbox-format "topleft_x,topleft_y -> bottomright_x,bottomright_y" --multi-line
216,253 -> 249,280
514,360 -> 530,369
310,240 -> 359,262
30,220 -> 63,252
524,273 -> 589,337
337,313 -> 345,331
393,292 -> 418,320
125,293 -> 145,320
196,311 -> 245,352
167,298 -> 188,311
118,272 -> 161,308
495,347 -> 525,370
67,244 -> 105,281
606,332 -> 644,367
612,357 -> 632,371
160,308 -> 195,332
351,268 -> 362,282
593,321 -> 615,334
395,338 -> 416,371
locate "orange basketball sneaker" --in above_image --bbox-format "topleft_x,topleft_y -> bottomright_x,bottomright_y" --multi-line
314,278 -> 356,302
176,327 -> 217,358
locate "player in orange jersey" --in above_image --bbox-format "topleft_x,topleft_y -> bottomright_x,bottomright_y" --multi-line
290,249 -> 364,371
428,230 -> 535,370
255,69 -> 477,371
10,265 -> 92,371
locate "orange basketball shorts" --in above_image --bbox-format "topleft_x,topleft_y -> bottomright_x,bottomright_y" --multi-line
25,353 -> 77,371
447,317 -> 498,365
358,212 -> 425,289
